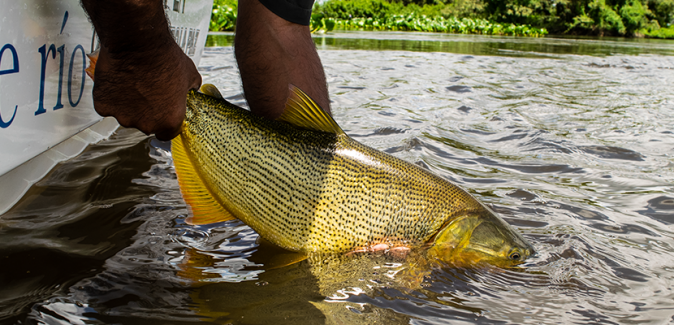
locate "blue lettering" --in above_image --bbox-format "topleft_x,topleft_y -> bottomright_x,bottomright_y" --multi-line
0,44 -> 19,75
0,43 -> 19,128
60,11 -> 69,35
68,45 -> 86,107
0,105 -> 17,128
36,44 -> 57,115
53,45 -> 65,110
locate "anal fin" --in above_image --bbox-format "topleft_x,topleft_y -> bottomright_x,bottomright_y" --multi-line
172,134 -> 236,225
251,237 -> 308,270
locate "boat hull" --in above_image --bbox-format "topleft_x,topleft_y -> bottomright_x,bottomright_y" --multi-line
0,0 -> 213,214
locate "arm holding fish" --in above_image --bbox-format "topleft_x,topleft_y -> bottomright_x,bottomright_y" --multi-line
235,0 -> 331,119
81,0 -> 202,140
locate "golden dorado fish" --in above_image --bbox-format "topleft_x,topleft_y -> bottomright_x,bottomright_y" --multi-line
172,84 -> 533,267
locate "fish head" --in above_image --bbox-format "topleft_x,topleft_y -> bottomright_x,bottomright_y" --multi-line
428,207 -> 534,268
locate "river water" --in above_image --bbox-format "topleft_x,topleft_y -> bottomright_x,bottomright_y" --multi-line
2,31 -> 674,324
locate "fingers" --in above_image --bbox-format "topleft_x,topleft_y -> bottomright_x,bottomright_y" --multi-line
185,57 -> 203,91
90,42 -> 198,140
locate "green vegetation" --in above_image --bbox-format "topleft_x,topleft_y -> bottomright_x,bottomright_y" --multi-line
209,0 -> 674,38
310,14 -> 548,36
643,25 -> 674,37
210,0 -> 237,32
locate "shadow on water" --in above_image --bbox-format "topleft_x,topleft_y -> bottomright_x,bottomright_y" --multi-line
0,130 -> 155,323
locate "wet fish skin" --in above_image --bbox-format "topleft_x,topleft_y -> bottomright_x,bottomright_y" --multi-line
173,85 -> 533,266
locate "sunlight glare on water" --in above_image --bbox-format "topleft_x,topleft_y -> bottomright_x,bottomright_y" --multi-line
1,31 -> 674,324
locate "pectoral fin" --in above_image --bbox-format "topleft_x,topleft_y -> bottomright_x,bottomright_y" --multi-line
172,134 -> 237,225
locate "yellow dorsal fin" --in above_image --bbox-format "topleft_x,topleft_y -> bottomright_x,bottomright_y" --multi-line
277,85 -> 344,135
172,134 -> 236,225
199,84 -> 223,99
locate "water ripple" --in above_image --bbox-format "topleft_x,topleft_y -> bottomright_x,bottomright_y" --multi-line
4,33 -> 674,324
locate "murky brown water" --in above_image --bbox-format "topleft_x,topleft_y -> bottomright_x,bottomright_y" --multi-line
2,31 -> 674,324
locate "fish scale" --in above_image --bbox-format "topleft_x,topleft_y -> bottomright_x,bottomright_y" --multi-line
174,89 -> 488,254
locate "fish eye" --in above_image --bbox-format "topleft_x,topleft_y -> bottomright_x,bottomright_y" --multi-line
509,252 -> 521,260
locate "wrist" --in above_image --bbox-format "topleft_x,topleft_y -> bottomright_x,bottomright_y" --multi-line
100,35 -> 181,69
83,0 -> 173,54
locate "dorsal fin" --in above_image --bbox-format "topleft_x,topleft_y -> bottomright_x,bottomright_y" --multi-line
200,84 -> 223,99
172,134 -> 236,225
277,85 -> 344,135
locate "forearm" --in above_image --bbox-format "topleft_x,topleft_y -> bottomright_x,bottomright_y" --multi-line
81,0 -> 174,55
235,0 -> 330,119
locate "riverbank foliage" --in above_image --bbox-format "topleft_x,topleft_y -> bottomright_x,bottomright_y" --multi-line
209,0 -> 544,36
312,15 -> 548,36
210,0 -> 674,38
210,0 -> 237,32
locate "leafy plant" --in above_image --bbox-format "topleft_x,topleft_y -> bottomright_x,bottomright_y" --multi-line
312,13 -> 548,36
210,0 -> 237,31
311,13 -> 338,32
647,0 -> 674,27
312,0 -> 548,36
642,24 -> 674,36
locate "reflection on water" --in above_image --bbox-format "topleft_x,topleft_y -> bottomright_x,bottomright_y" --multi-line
208,31 -> 674,57
2,31 -> 674,324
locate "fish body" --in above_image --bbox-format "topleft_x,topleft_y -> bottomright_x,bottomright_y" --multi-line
173,85 -> 533,266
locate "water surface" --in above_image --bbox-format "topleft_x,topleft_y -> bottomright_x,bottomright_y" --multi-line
2,31 -> 674,324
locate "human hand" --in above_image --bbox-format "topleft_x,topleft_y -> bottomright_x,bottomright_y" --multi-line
90,43 -> 201,140
81,0 -> 201,140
